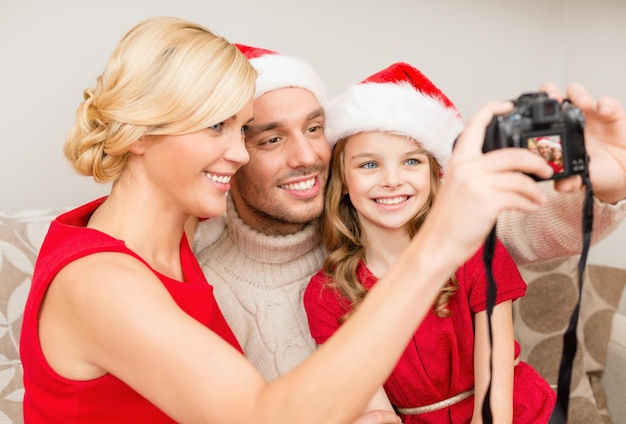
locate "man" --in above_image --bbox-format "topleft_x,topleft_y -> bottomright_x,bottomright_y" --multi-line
195,45 -> 330,382
536,137 -> 554,161
195,45 -> 626,384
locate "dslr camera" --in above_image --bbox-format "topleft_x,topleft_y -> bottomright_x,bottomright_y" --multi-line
482,92 -> 588,180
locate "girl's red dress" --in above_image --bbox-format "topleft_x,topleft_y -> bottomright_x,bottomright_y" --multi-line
304,239 -> 556,423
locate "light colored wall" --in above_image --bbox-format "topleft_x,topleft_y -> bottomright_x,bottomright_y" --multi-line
1,0 -> 624,266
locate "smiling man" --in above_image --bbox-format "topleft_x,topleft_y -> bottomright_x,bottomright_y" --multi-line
229,86 -> 329,236
195,45 -> 332,382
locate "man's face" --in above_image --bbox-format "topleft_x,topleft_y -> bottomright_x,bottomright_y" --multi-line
230,87 -> 331,235
538,143 -> 552,160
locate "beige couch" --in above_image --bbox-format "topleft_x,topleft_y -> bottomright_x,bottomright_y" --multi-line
1,208 -> 625,424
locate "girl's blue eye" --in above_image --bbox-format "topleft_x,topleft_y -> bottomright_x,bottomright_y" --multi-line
361,162 -> 378,169
405,158 -> 419,166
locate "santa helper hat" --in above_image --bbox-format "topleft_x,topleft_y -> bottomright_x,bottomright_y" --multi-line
536,137 -> 552,147
235,44 -> 328,106
325,62 -> 464,171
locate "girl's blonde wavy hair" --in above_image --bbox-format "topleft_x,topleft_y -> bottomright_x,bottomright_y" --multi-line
321,135 -> 458,322
64,16 -> 257,183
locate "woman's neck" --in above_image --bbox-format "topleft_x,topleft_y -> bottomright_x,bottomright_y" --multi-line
89,185 -> 188,280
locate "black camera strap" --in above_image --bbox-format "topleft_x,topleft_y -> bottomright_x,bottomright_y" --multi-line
481,177 -> 594,424
480,225 -> 498,424
549,175 -> 594,424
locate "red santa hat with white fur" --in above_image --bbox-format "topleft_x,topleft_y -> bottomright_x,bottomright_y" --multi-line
235,44 -> 328,106
536,137 -> 552,147
325,62 -> 464,171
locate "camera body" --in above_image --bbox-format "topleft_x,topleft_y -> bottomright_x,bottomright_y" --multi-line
483,92 -> 587,180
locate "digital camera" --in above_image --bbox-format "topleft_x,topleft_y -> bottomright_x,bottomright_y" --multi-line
482,92 -> 588,181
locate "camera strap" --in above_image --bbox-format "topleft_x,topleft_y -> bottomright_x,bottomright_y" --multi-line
481,177 -> 594,424
549,174 -> 594,424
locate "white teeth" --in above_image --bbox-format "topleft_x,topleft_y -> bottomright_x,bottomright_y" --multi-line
375,196 -> 408,205
280,177 -> 315,191
204,172 -> 231,184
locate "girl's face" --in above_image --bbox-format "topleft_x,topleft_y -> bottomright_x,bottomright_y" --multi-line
342,131 -> 433,233
552,147 -> 562,160
136,99 -> 254,219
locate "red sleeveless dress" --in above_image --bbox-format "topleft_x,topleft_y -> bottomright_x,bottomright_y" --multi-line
20,198 -> 242,423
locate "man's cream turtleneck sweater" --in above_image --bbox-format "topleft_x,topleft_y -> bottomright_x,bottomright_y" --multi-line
196,197 -> 326,381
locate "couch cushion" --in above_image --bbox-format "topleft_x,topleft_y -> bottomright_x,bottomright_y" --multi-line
515,257 -> 626,424
0,209 -> 62,424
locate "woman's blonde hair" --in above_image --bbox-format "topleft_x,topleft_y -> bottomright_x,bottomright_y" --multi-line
321,135 -> 458,322
64,16 -> 257,183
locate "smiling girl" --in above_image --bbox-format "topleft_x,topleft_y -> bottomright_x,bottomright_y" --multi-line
304,62 -> 556,424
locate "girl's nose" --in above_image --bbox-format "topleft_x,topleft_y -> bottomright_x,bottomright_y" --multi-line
382,168 -> 402,189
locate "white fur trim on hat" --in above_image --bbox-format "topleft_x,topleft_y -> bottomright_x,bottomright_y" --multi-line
249,54 -> 328,106
325,81 -> 464,170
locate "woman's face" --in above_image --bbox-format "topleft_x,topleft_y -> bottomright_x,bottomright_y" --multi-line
342,131 -> 433,234
136,99 -> 254,219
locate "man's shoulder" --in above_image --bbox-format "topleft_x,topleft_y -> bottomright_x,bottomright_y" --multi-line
193,215 -> 226,254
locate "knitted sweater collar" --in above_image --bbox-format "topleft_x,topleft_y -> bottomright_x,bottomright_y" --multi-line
225,196 -> 323,264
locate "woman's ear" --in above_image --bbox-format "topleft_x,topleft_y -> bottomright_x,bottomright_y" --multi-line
128,135 -> 153,155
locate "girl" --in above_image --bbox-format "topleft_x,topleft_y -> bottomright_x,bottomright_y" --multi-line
304,62 -> 556,423
19,17 -> 552,422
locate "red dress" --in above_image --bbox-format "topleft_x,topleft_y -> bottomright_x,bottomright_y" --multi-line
304,240 -> 555,423
20,198 -> 242,423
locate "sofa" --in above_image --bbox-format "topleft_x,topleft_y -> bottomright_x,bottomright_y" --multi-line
1,208 -> 625,424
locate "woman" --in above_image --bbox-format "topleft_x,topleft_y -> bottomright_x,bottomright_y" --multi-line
19,17 -> 552,423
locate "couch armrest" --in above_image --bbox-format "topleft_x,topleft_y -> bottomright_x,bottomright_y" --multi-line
602,295 -> 626,420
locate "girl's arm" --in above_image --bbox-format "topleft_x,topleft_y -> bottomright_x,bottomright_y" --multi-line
471,301 -> 515,424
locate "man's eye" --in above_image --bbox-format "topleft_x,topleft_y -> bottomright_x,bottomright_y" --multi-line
307,125 -> 320,133
265,137 -> 280,145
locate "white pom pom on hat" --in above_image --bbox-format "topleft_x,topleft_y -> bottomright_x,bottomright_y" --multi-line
235,44 -> 328,106
324,62 -> 464,171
